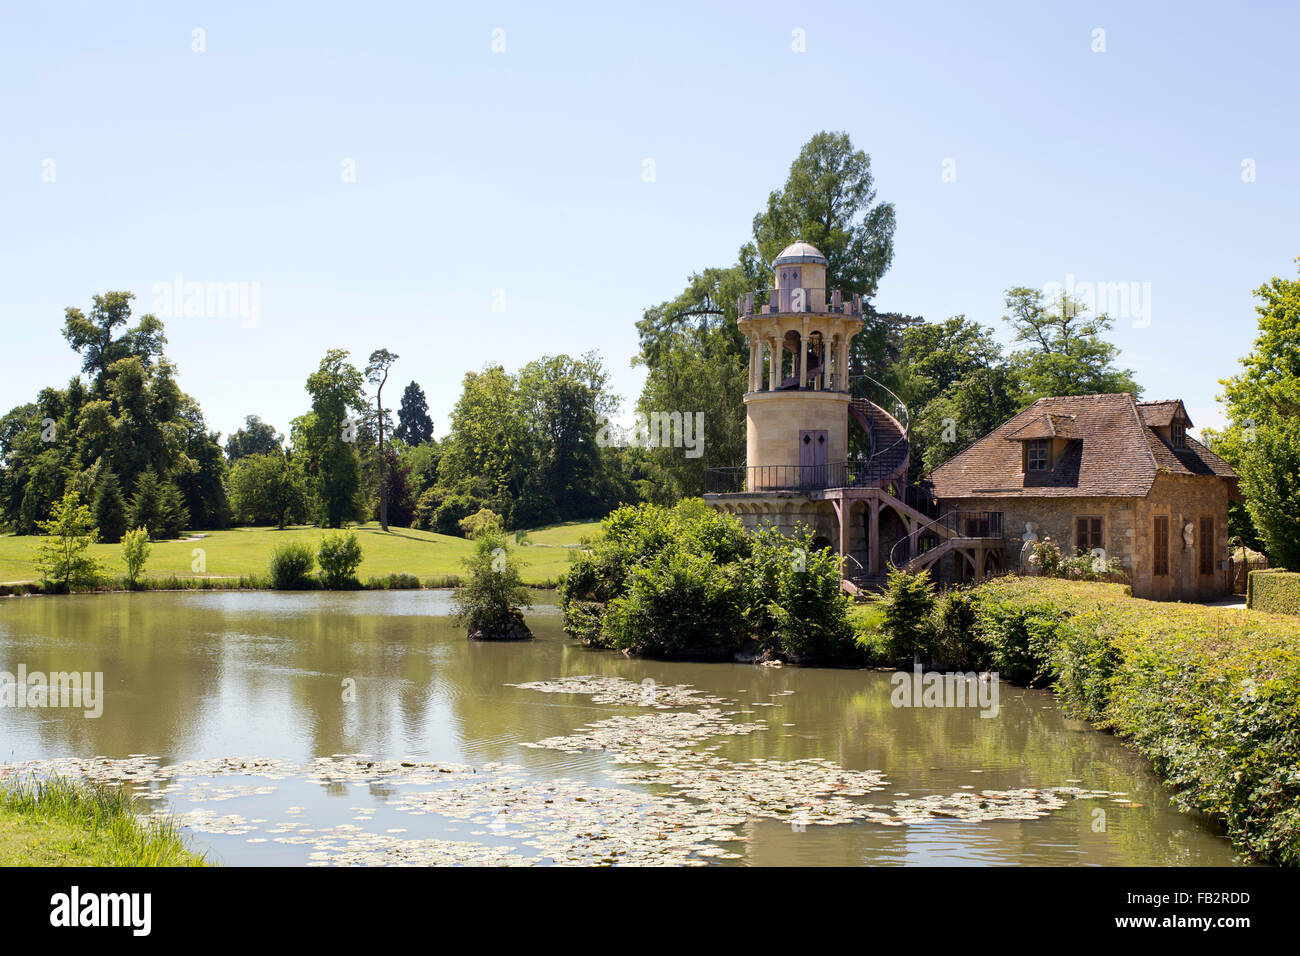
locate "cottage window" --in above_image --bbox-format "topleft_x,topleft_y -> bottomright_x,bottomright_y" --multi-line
1153,515 -> 1169,576
1076,516 -> 1103,553
1199,515 -> 1214,575
1172,423 -> 1187,448
1027,439 -> 1050,471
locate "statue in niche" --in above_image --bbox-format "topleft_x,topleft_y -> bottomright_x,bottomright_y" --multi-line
1020,521 -> 1039,572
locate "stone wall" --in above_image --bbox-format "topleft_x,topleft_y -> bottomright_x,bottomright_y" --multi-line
945,495 -> 1137,578
941,477 -> 1232,601
705,493 -> 838,544
1130,474 -> 1232,601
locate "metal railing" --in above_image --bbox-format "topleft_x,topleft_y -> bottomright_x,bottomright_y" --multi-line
848,374 -> 910,482
738,288 -> 863,317
888,510 -> 1005,570
704,461 -> 852,494
704,375 -> 914,495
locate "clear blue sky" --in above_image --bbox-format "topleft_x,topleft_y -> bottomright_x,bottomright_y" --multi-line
2,0 -> 1297,443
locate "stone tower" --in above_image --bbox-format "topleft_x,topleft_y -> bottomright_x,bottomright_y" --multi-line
736,240 -> 864,489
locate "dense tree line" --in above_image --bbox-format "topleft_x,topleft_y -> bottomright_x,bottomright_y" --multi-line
1,132 -> 1152,545
222,350 -> 634,536
0,292 -> 226,541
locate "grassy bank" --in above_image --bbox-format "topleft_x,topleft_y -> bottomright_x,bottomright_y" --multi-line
857,576 -> 1300,865
0,520 -> 600,592
0,777 -> 207,866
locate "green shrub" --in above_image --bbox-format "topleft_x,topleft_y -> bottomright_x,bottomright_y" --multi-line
848,601 -> 890,663
971,590 -> 1060,685
268,542 -> 316,589
1248,569 -> 1300,615
317,531 -> 363,589
931,589 -> 986,671
33,489 -> 103,592
365,572 -> 422,590
745,525 -> 855,662
603,547 -> 746,658
452,530 -> 531,633
121,526 -> 150,588
1049,613 -> 1122,722
435,493 -> 487,536
411,487 -> 444,531
458,507 -> 504,539
560,501 -> 736,646
960,577 -> 1300,865
562,599 -> 606,646
878,568 -> 937,663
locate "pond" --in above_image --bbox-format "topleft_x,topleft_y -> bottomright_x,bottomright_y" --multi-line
0,590 -> 1245,865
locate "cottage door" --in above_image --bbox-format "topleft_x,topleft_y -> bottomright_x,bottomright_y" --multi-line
799,429 -> 828,488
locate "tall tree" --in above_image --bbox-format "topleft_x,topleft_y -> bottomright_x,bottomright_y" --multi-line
439,365 -> 533,517
518,353 -> 617,520
898,317 -> 1019,473
61,291 -> 166,393
741,131 -> 896,297
1216,257 -> 1300,569
395,381 -> 434,445
365,349 -> 400,531
1003,287 -> 1140,402
296,349 -> 367,528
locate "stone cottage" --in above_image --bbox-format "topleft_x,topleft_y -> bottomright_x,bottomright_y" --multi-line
700,239 -> 1237,603
925,393 -> 1239,601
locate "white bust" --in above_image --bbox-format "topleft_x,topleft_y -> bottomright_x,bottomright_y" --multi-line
1183,522 -> 1195,549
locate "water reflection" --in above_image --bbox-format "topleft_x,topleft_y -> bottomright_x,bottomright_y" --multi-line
0,591 -> 1243,865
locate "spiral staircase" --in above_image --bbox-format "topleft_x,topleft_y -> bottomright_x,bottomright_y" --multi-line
834,379 -> 1003,596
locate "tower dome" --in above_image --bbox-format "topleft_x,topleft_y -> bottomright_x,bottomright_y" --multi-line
773,240 -> 828,266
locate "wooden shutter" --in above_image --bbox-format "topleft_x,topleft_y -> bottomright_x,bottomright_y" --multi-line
1153,516 -> 1169,576
1199,515 -> 1214,575
1076,516 -> 1102,552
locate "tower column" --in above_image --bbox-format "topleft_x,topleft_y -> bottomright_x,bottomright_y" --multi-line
748,335 -> 759,392
868,499 -> 880,574
798,317 -> 809,389
768,335 -> 779,390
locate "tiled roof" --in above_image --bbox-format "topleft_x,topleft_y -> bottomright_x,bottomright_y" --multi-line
927,393 -> 1236,499
1137,399 -> 1192,428
1004,413 -> 1079,441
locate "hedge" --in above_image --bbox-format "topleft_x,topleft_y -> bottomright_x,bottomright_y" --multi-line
958,577 -> 1300,865
1248,568 -> 1300,615
559,500 -> 857,663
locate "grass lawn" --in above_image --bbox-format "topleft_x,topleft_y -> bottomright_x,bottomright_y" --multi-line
0,778 -> 206,866
0,519 -> 603,589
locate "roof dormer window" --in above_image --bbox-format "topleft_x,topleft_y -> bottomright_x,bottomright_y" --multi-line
1027,439 -> 1050,471
1172,423 -> 1187,448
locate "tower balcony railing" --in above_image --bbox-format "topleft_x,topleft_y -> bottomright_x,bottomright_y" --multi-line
738,288 -> 863,318
704,460 -> 913,494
